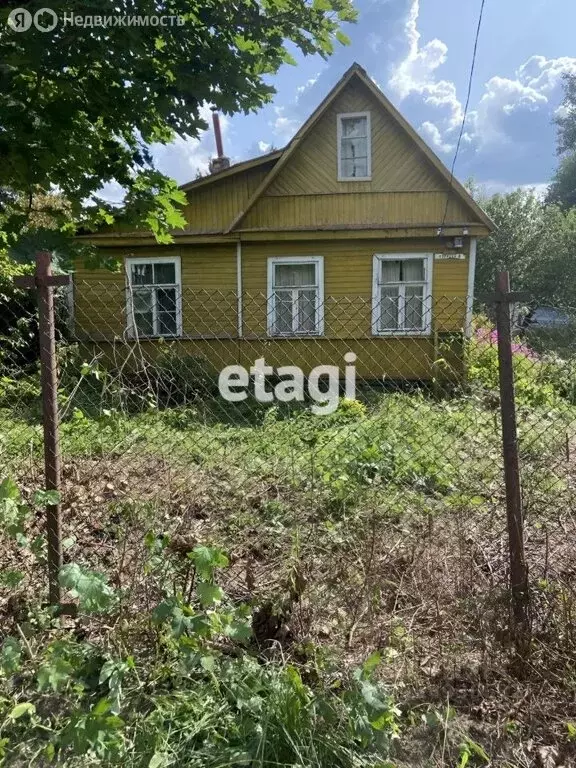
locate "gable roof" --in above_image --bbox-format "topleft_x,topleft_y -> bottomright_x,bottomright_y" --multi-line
81,65 -> 493,244
223,63 -> 493,233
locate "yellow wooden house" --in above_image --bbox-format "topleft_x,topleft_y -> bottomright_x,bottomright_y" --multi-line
75,63 -> 493,380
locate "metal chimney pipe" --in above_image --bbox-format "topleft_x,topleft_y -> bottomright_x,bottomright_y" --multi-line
212,110 -> 224,158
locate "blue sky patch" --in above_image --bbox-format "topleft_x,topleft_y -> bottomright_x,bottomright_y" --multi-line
104,0 -> 576,200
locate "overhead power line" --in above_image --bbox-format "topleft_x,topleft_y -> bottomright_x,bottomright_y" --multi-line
440,0 -> 486,232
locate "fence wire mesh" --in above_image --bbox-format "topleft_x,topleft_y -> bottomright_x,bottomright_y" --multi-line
2,278 -> 576,716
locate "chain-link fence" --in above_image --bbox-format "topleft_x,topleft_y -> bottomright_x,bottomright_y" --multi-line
2,258 -> 576,710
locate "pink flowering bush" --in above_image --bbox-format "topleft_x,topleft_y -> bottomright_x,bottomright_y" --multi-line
474,327 -> 540,360
467,320 -> 560,407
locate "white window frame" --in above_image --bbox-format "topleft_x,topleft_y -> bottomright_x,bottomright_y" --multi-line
371,253 -> 433,336
125,256 -> 183,338
267,256 -> 324,337
337,111 -> 372,182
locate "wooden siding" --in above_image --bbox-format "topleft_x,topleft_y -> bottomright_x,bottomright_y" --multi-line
241,238 -> 469,338
74,245 -> 238,339
87,337 -> 444,381
241,192 -> 474,231
266,79 -> 451,196
74,236 -> 469,380
182,164 -> 273,233
235,78 -> 482,232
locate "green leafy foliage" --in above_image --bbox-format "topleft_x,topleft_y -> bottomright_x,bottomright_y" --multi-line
467,320 -> 576,408
8,702 -> 35,720
474,188 -> 576,305
0,638 -> 22,676
99,658 -> 134,715
0,251 -> 37,383
151,539 -> 251,646
548,151 -> 576,210
59,563 -> 118,613
0,476 -> 29,541
555,72 -> 576,155
458,738 -> 490,767
0,0 -> 355,246
548,73 -> 576,210
0,483 -> 399,766
37,655 -> 75,693
189,544 -> 229,579
57,699 -> 126,762
32,489 -> 60,507
0,248 -> 74,389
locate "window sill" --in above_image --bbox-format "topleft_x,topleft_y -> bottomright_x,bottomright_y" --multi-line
126,334 -> 182,341
267,332 -> 324,339
337,176 -> 372,182
372,330 -> 432,337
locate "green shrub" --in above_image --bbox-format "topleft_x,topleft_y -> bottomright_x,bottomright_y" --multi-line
152,345 -> 219,406
0,254 -> 36,374
0,635 -> 400,767
54,345 -> 220,418
0,253 -> 71,378
0,374 -> 41,410
0,478 -> 400,767
466,324 -> 569,407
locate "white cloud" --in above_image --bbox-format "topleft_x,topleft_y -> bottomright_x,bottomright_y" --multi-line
151,104 -> 231,184
418,121 -> 454,154
471,56 -> 576,155
388,0 -> 576,185
522,182 -> 550,198
473,76 -> 547,147
97,180 -> 125,205
518,55 -> 576,94
388,0 -> 463,132
271,106 -> 300,141
367,32 -> 382,54
482,181 -> 550,198
296,73 -> 320,96
420,80 -> 463,130
98,0 -> 576,197
389,0 -> 447,100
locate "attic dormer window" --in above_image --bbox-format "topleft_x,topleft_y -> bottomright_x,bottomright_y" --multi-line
337,112 -> 371,181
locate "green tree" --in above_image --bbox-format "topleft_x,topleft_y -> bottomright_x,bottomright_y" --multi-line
554,73 -> 576,155
474,189 -> 545,297
547,73 -> 576,210
548,151 -> 576,210
531,204 -> 576,303
0,0 -> 355,246
474,188 -> 576,306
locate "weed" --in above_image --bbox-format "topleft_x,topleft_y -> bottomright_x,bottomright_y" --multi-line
0,480 -> 401,767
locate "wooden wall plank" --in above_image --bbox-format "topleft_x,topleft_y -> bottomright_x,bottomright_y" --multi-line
182,164 -> 273,233
265,79 -> 452,197
74,238 -> 469,381
242,192 -> 473,230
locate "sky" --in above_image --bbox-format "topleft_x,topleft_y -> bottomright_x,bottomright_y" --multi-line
111,0 -> 576,199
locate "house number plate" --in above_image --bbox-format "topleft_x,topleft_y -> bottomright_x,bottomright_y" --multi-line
434,253 -> 466,260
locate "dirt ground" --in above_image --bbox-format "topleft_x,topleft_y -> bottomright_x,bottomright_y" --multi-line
4,449 -> 576,766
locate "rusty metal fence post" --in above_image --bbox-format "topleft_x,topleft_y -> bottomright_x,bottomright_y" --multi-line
494,271 -> 531,657
14,252 -> 70,605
